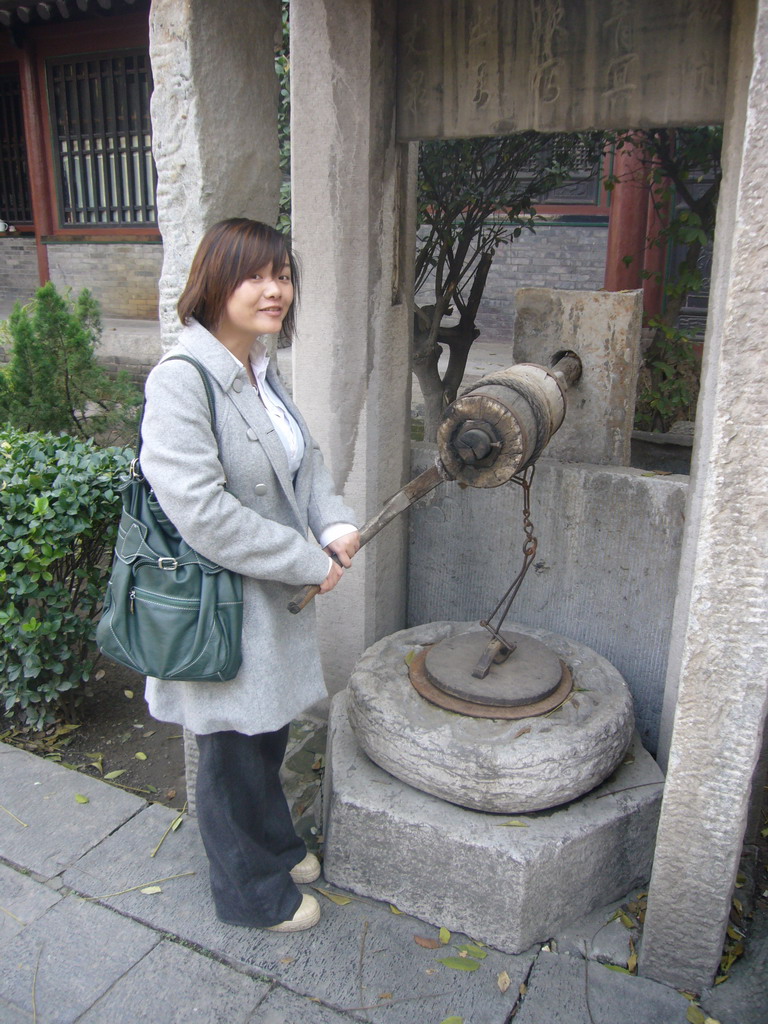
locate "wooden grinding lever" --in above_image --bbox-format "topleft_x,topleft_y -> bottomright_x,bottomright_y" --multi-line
287,352 -> 582,614
287,463 -> 448,614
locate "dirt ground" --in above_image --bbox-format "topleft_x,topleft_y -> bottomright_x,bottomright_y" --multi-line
6,663 -> 188,812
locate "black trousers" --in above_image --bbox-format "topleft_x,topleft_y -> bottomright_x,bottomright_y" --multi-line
195,726 -> 306,927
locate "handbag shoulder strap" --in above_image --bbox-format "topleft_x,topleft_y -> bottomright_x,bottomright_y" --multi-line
135,354 -> 219,461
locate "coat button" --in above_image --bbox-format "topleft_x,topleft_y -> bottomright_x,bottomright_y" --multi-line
232,378 -> 244,393
246,428 -> 257,441
254,483 -> 268,496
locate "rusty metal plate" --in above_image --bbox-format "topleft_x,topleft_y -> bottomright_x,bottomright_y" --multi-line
410,645 -> 573,720
423,631 -> 564,706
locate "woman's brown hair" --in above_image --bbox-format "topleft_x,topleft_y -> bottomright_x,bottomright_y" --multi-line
177,219 -> 300,339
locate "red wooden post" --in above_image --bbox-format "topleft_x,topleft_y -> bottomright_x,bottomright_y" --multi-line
603,141 -> 650,292
17,40 -> 53,284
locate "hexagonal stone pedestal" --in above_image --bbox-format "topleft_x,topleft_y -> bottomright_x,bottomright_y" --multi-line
324,693 -> 664,953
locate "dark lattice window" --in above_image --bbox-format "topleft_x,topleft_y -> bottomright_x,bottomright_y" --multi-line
47,50 -> 156,226
0,73 -> 33,224
519,137 -> 604,207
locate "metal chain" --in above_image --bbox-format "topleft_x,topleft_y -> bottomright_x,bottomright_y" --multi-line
479,463 -> 538,645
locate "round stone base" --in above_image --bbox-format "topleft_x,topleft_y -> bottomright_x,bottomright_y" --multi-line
346,621 -> 635,813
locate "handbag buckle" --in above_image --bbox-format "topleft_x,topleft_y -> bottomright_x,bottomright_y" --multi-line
157,557 -> 179,570
129,458 -> 144,481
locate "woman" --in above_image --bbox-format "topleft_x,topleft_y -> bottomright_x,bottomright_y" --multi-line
139,219 -> 359,933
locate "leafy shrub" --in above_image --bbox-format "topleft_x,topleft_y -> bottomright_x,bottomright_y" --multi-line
0,428 -> 132,730
0,282 -> 140,444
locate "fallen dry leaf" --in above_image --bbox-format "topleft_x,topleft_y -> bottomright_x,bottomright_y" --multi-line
497,970 -> 511,993
415,935 -> 441,949
312,886 -> 353,906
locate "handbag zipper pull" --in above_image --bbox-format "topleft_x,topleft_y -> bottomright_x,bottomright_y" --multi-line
129,588 -> 136,614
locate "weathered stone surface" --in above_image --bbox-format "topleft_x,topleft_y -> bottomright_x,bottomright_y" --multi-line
77,940 -> 271,1023
514,951 -> 691,1024
397,0 -> 730,139
407,448 -> 687,754
324,690 -> 663,953
513,288 -> 643,467
0,743 -> 145,879
641,0 -> 768,991
0,896 -> 159,1023
347,621 -> 635,812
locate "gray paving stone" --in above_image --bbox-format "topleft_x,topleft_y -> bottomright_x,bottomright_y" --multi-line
514,952 -> 691,1024
250,987 -> 361,1024
0,863 -> 63,942
0,742 -> 146,879
62,804 -> 535,1023
77,940 -> 272,1022
0,895 -> 160,1023
0,996 -> 31,1024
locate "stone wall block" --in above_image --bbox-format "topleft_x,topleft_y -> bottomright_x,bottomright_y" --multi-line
513,287 -> 643,466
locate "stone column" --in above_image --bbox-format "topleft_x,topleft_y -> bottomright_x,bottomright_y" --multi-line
640,0 -> 768,991
149,0 -> 281,346
290,0 -> 415,693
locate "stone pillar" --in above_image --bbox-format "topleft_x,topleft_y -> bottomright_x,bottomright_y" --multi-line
149,0 -> 281,346
290,0 -> 415,693
640,0 -> 768,991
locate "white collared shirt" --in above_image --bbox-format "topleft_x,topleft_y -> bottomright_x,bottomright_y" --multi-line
227,342 -> 354,552
248,343 -> 305,476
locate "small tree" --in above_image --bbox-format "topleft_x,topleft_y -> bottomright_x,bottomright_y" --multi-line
414,133 -> 602,440
0,282 -> 140,444
604,127 -> 722,430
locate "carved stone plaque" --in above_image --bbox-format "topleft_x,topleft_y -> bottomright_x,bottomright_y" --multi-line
397,0 -> 730,140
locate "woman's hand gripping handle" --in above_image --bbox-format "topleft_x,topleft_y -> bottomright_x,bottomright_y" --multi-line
287,464 -> 445,614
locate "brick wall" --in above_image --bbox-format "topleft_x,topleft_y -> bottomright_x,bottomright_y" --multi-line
477,220 -> 608,342
0,235 -> 38,306
46,241 -> 162,319
417,219 -> 609,345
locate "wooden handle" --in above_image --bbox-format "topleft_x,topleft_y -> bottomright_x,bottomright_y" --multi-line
287,463 -> 446,614
288,583 -> 322,614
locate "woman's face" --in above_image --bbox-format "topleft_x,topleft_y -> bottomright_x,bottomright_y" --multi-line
216,260 -> 294,345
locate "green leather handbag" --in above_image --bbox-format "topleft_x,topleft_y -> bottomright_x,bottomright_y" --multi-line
96,356 -> 243,682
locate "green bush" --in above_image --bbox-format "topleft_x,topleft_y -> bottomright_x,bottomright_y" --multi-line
0,282 -> 140,444
0,428 -> 132,730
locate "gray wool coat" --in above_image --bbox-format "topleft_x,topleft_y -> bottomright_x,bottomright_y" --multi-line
139,320 -> 356,736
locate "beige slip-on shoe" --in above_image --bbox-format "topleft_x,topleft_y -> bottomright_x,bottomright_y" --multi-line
289,851 -> 321,884
266,893 -> 321,933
